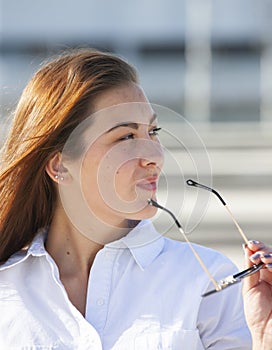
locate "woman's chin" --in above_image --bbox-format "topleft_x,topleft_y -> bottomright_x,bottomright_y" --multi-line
126,200 -> 158,220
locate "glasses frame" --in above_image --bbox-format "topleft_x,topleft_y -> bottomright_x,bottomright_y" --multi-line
148,179 -> 264,297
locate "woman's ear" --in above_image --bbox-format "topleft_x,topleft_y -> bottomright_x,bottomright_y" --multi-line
45,153 -> 70,184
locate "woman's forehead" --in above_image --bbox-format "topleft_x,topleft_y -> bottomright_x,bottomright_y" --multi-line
90,103 -> 157,133
91,83 -> 148,112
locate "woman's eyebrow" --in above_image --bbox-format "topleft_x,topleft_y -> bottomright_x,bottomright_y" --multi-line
106,113 -> 157,133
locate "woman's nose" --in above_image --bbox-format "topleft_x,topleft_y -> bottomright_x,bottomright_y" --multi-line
139,140 -> 164,169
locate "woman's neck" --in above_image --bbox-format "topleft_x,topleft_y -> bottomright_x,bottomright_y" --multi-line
45,204 -> 136,277
46,215 -> 103,278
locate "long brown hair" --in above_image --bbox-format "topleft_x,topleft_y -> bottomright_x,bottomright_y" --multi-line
0,48 -> 138,262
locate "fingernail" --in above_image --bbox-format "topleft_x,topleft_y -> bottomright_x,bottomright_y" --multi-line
263,253 -> 272,259
266,263 -> 272,268
249,240 -> 260,245
250,253 -> 261,261
242,243 -> 248,252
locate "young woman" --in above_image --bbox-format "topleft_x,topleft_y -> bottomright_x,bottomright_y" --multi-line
243,240 -> 272,350
0,49 -> 251,349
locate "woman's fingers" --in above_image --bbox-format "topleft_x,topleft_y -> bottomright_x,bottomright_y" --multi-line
260,253 -> 272,266
266,263 -> 272,272
243,240 -> 272,294
243,240 -> 265,268
243,247 -> 260,292
246,240 -> 272,263
247,240 -> 266,253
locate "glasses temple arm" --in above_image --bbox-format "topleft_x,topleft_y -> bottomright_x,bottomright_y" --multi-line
186,179 -> 248,244
148,199 -> 221,291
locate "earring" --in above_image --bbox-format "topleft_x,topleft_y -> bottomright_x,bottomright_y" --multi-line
54,174 -> 64,181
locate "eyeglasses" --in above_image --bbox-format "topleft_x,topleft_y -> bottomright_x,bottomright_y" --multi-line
148,179 -> 264,297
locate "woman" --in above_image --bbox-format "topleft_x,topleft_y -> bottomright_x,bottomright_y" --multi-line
0,49 -> 251,349
243,240 -> 272,350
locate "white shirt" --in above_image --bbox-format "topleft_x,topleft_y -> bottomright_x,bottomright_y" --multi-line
0,220 -> 251,349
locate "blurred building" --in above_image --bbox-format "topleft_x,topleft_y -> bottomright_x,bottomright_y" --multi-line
1,0 -> 272,122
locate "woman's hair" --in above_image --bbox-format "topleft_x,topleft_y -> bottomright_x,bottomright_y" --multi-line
0,48 -> 138,262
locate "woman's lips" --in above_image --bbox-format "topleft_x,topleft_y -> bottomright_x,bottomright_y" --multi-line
136,177 -> 158,192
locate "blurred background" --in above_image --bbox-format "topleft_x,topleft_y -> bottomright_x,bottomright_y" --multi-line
1,0 -> 272,268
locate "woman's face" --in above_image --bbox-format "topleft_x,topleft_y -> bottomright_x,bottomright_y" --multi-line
64,83 -> 164,229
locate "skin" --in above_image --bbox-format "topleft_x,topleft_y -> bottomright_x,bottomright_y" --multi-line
45,83 -> 164,315
243,240 -> 272,350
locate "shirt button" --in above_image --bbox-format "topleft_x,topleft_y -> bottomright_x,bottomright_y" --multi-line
96,298 -> 105,306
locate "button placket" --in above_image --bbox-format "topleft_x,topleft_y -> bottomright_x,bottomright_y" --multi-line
96,298 -> 105,306
85,248 -> 117,334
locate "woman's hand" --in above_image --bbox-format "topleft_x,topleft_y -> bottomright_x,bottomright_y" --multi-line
243,240 -> 272,349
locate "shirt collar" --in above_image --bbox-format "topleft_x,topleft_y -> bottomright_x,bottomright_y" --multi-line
27,228 -> 48,256
0,228 -> 48,271
106,219 -> 165,270
1,220 -> 164,272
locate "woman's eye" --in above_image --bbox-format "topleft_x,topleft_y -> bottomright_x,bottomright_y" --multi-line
118,127 -> 161,141
119,133 -> 135,141
149,127 -> 162,136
